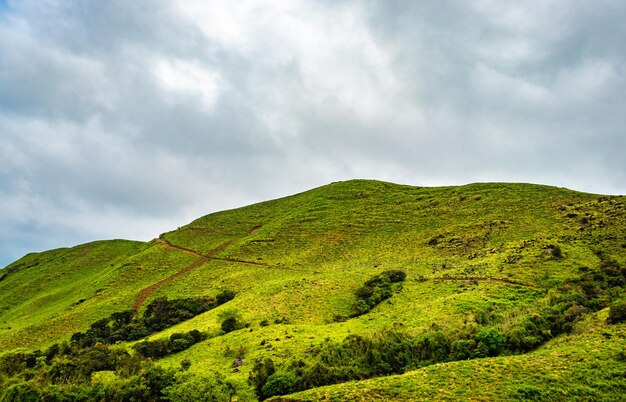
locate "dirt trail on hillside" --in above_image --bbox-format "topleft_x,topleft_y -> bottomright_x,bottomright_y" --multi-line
132,226 -> 262,312
430,275 -> 537,289
132,256 -> 209,312
154,238 -> 204,257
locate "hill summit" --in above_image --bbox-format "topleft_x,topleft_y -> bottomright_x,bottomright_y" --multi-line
1,180 -> 625,400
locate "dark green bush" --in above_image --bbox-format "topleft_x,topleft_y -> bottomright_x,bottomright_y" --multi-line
450,339 -> 476,360
249,358 -> 276,399
607,300 -> 626,324
474,327 -> 505,357
43,343 -> 60,363
218,309 -> 245,333
180,359 -> 191,371
351,270 -> 406,317
221,317 -> 238,333
216,289 -> 236,305
505,327 -> 542,354
514,385 -> 543,400
385,270 -> 407,282
70,295 -> 230,348
0,352 -> 32,376
133,330 -> 206,359
300,362 -> 338,388
550,245 -> 563,259
261,371 -> 299,399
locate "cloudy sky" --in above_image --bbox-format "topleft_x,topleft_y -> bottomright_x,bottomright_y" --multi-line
1,1 -> 625,266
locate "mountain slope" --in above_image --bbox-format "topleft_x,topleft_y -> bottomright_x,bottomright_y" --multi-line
0,180 -> 625,400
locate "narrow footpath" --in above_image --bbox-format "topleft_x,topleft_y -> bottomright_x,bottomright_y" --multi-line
132,226 -> 262,312
429,275 -> 537,289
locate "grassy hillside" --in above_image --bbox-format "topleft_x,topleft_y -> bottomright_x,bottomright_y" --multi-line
0,180 -> 625,400
0,238 -> 218,349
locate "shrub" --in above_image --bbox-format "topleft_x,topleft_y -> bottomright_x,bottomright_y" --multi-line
0,352 -> 30,376
505,327 -> 542,354
44,343 -> 60,363
115,353 -> 144,378
355,286 -> 375,300
236,346 -> 248,360
141,366 -> 177,399
351,270 -> 406,317
216,290 -> 236,305
133,331 -> 206,359
384,270 -> 407,282
163,372 -> 232,402
249,358 -> 276,399
368,286 -> 393,307
221,318 -> 238,333
171,338 -> 191,353
261,371 -> 299,399
515,385 -> 543,400
474,327 -> 505,358
143,297 -> 216,331
550,245 -> 563,259
71,296 -> 223,347
0,382 -> 42,402
450,339 -> 476,360
352,300 -> 371,315
563,303 -> 587,323
300,362 -> 341,388
218,309 -> 244,333
607,300 -> 626,324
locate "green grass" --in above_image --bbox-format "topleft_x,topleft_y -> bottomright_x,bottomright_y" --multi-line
0,180 -> 625,400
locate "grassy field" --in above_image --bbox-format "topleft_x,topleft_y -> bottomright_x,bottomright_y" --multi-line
0,180 -> 624,400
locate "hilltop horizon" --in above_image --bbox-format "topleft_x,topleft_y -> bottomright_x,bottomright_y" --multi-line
3,178 -> 622,269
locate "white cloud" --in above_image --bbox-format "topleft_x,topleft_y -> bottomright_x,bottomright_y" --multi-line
154,59 -> 221,110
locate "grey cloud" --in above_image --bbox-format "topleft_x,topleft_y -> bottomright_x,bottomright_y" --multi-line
355,1 -> 626,184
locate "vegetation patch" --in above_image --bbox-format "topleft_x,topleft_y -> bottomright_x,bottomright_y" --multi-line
0,293 -> 246,401
248,261 -> 625,400
70,292 -> 235,348
351,270 -> 406,317
607,300 -> 626,324
134,330 -> 206,359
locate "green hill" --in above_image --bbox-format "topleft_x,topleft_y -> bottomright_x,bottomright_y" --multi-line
0,180 -> 625,401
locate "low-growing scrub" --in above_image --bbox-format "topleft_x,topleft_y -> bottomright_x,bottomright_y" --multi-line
133,330 -> 206,359
351,270 -> 406,316
0,360 -> 248,402
248,281 -> 619,400
219,308 -> 247,333
607,300 -> 626,324
70,292 -> 235,348
0,299 -> 246,401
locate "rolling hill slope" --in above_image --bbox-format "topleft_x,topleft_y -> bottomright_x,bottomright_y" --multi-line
1,180 -> 625,400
